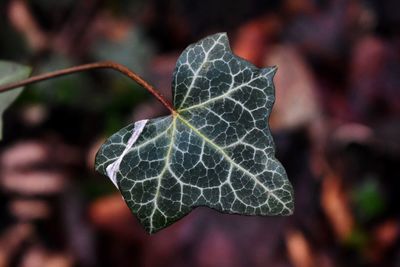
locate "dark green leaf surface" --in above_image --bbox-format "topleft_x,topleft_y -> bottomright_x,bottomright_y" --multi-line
0,61 -> 31,140
96,33 -> 294,233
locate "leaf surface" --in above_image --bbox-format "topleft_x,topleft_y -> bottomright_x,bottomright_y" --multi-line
96,33 -> 294,233
0,61 -> 31,140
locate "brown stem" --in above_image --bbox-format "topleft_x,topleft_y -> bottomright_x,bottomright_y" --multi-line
0,61 -> 175,113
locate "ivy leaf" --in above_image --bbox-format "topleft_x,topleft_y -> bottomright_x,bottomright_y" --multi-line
0,61 -> 31,140
95,33 -> 294,234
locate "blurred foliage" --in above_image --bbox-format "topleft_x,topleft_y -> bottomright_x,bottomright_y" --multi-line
352,177 -> 386,222
345,227 -> 370,251
0,61 -> 31,139
92,28 -> 155,76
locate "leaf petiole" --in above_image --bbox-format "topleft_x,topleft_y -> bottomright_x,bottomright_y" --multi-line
0,61 -> 175,113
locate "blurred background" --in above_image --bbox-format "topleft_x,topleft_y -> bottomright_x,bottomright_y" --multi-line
0,0 -> 399,266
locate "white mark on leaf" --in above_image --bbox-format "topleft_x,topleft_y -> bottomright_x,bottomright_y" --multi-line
106,119 -> 148,188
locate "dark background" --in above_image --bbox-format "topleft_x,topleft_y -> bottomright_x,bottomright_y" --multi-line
0,0 -> 400,266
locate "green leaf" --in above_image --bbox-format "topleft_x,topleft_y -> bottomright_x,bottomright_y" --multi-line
0,61 -> 31,140
96,33 -> 294,233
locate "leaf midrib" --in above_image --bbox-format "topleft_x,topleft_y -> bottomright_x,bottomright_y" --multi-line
174,113 -> 289,209
177,34 -> 225,110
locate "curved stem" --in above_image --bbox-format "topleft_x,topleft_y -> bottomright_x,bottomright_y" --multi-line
0,61 -> 175,113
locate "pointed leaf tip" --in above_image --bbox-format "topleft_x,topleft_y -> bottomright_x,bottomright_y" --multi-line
260,66 -> 278,79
